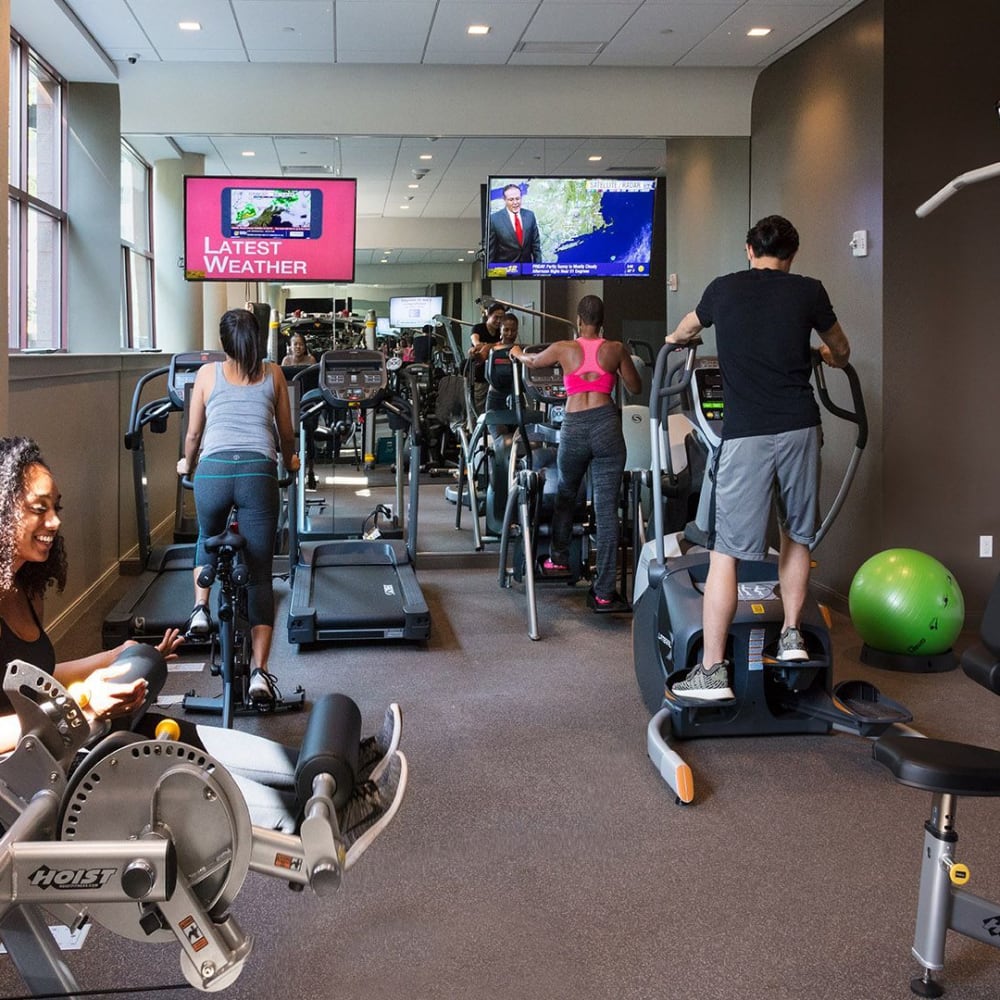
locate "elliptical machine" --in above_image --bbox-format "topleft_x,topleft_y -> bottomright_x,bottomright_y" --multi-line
632,341 -> 912,804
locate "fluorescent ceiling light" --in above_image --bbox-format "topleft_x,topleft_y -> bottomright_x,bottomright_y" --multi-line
241,151 -> 255,157
178,21 -> 202,31
588,155 -> 603,162
419,154 -> 433,161
467,25 -> 490,36
747,27 -> 772,37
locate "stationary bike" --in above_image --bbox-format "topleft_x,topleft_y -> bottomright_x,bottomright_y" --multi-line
183,507 -> 304,727
873,572 -> 1000,997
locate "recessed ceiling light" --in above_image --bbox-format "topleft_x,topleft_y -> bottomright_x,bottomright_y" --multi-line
588,155 -> 603,162
408,183 -> 420,189
419,154 -> 433,161
747,27 -> 772,37
400,205 -> 410,210
178,21 -> 201,31
241,151 -> 255,157
467,25 -> 490,36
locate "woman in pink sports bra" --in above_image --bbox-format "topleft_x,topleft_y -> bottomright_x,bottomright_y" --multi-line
511,295 -> 641,612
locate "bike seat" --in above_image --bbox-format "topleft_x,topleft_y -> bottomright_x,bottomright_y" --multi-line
874,732 -> 1000,796
204,527 -> 246,554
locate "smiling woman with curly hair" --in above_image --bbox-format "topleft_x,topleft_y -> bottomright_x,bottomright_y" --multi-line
0,436 -> 182,753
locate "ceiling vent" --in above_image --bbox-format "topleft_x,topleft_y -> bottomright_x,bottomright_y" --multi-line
516,41 -> 605,55
283,164 -> 334,175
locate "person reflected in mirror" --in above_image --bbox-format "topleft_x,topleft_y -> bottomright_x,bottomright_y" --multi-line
282,332 -> 316,367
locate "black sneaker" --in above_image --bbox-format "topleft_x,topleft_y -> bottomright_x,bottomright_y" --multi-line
587,589 -> 630,614
185,603 -> 212,637
342,751 -> 408,870
358,703 -> 402,782
247,668 -> 281,706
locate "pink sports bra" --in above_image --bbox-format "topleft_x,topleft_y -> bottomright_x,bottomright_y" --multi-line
562,337 -> 617,396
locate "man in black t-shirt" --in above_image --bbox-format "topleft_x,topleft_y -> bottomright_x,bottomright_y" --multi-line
663,215 -> 851,702
468,302 -> 505,413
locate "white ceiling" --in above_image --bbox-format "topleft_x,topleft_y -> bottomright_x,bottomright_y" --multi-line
15,0 -> 865,266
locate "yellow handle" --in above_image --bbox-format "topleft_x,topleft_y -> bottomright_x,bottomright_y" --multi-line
155,718 -> 181,741
67,682 -> 91,709
949,862 -> 971,886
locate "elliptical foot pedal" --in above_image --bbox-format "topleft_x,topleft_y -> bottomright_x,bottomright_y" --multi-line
664,687 -> 738,710
781,679 -> 912,736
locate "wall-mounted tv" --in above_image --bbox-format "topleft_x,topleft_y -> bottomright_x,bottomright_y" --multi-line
485,176 -> 657,279
389,295 -> 443,328
184,176 -> 357,283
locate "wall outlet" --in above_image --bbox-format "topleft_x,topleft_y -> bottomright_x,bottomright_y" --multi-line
980,535 -> 993,558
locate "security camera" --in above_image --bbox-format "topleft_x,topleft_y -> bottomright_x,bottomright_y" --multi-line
127,54 -> 139,65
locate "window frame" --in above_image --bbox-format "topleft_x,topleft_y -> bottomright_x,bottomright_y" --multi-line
8,30 -> 67,353
120,140 -> 155,350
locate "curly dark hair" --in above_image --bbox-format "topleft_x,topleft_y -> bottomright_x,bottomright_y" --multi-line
0,437 -> 67,599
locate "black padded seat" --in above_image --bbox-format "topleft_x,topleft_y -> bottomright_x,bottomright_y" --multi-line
874,733 -> 1000,796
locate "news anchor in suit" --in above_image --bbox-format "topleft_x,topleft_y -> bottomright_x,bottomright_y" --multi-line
488,184 -> 542,264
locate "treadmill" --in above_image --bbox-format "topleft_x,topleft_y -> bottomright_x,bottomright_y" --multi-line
286,349 -> 431,645
103,351 -> 225,649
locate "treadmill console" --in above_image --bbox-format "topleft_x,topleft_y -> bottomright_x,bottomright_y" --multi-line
167,351 -> 226,408
319,349 -> 388,407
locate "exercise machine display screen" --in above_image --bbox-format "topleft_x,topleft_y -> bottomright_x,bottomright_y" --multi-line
694,364 -> 724,423
319,350 -> 387,405
523,362 -> 567,404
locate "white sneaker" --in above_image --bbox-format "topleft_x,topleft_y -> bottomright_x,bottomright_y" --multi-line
247,668 -> 280,705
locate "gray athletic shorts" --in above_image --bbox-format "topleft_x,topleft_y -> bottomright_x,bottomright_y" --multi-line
709,426 -> 821,560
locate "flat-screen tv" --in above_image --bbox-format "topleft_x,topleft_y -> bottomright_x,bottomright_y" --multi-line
184,176 -> 357,282
485,176 -> 657,279
376,317 -> 393,336
389,295 -> 443,328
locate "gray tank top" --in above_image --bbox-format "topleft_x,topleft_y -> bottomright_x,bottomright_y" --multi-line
200,362 -> 279,461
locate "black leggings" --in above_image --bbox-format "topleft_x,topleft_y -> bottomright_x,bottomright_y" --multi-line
193,451 -> 279,627
550,405 -> 626,599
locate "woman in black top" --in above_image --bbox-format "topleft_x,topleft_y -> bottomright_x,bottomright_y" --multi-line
0,436 -> 182,753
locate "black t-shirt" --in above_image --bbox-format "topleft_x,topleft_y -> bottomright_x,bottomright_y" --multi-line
0,608 -> 56,715
470,322 -> 501,383
695,268 -> 837,439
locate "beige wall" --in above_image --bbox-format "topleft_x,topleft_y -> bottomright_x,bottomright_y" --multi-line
7,355 -> 177,640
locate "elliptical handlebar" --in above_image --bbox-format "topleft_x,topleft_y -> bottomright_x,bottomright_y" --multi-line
811,350 -> 868,450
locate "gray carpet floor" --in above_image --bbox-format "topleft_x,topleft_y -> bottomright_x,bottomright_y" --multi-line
4,498 -> 1000,998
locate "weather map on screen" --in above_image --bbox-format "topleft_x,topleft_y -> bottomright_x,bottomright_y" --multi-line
223,187 -> 321,239
485,176 -> 657,279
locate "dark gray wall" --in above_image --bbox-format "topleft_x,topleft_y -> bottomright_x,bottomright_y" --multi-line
749,0 -> 885,606
882,0 -> 1000,615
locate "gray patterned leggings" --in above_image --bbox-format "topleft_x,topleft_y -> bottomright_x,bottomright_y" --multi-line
550,405 -> 626,599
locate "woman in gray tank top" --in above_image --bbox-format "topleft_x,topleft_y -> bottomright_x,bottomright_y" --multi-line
176,309 -> 299,705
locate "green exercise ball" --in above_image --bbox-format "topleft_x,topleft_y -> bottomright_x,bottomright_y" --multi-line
849,548 -> 965,656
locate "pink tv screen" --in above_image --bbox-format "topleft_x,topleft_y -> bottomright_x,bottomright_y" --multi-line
184,176 -> 357,283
